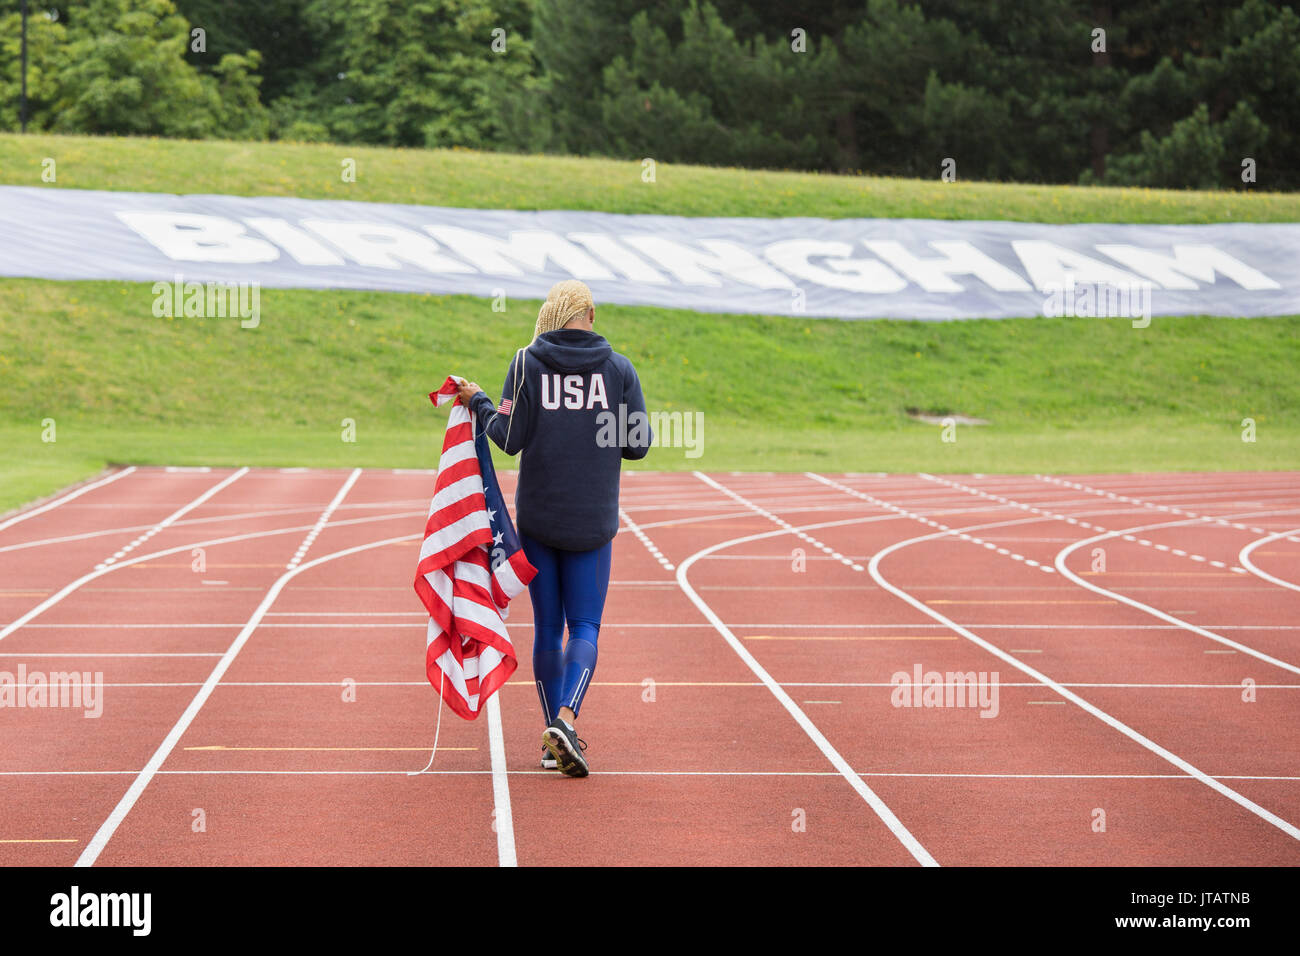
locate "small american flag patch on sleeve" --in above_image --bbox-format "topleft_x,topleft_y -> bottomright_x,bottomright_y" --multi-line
497,398 -> 513,415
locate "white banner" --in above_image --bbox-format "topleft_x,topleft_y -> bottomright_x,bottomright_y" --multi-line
0,185 -> 1296,320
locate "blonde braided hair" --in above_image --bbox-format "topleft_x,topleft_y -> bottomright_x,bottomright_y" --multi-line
502,281 -> 595,449
533,279 -> 594,341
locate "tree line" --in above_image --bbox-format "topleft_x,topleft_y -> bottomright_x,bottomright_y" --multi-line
2,0 -> 1296,190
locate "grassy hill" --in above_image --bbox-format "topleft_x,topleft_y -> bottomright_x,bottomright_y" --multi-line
1,134 -> 1297,512
3,133 -> 1300,223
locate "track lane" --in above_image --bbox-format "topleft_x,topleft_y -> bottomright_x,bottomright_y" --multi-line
4,467 -> 1299,866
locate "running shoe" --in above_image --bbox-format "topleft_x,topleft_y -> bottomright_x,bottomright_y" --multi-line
542,718 -> 589,778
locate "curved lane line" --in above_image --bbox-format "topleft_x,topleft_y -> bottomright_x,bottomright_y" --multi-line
1055,517 -> 1300,677
1239,527 -> 1300,595
1,468 -> 249,642
867,521 -> 1300,844
676,498 -> 939,866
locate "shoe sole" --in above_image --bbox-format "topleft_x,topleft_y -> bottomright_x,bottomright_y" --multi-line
542,728 -> 589,778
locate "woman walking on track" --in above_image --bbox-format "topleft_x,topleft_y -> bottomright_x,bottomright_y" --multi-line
455,280 -> 652,777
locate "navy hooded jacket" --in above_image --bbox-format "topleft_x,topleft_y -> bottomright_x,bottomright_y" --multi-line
469,329 -> 651,551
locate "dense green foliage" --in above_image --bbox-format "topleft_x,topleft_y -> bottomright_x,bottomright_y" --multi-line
1,0 -> 1296,189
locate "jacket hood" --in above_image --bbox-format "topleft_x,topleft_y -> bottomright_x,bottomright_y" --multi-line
528,329 -> 613,373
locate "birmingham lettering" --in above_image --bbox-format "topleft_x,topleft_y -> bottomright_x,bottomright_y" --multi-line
117,214 -> 1283,300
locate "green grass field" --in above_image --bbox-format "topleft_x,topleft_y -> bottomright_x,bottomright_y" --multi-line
1,134 -> 1297,513
3,132 -> 1300,223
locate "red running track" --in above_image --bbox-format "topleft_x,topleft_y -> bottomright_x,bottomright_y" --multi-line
1,465 -> 1298,866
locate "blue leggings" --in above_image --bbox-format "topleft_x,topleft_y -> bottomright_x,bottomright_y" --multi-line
520,532 -> 612,722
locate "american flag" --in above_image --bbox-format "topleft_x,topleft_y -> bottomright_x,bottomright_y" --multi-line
414,378 -> 537,719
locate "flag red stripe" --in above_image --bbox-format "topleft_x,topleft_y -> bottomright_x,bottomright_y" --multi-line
415,377 -> 529,721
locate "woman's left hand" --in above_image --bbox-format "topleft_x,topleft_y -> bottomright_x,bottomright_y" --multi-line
456,380 -> 483,405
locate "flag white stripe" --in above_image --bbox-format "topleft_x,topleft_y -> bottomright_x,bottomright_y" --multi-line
493,560 -> 526,600
435,435 -> 478,475
452,594 -> 511,638
453,555 -> 493,590
420,511 -> 491,561
418,384 -> 524,718
428,473 -> 484,518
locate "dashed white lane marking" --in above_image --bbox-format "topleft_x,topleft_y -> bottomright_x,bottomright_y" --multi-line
920,473 -> 1249,572
95,469 -> 250,571
867,522 -> 1300,844
806,473 -> 1056,574
1035,474 -> 1300,540
618,508 -> 675,571
0,467 -> 138,534
698,474 -> 866,571
286,469 -> 362,570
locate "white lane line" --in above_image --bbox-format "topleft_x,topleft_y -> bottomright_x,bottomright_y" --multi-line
634,510 -> 756,531
95,468 -> 250,570
0,503 -> 423,556
918,473 -> 1255,571
0,467 -> 137,534
18,622 -> 421,629
618,507 -> 675,571
287,469 -> 361,569
866,525 -> 1300,843
0,652 -> 224,658
23,620 -> 1293,632
1034,474 -> 1287,536
1239,527 -> 1300,594
0,508 -> 420,647
1055,518 -> 1300,676
486,692 -> 517,867
10,679 -> 1300,690
11,769 -> 1300,780
806,473 -> 1058,573
679,485 -> 937,866
632,501 -> 1016,532
700,473 -> 866,572
76,539 -> 422,866
1,470 -> 248,643
1028,476 -> 1300,498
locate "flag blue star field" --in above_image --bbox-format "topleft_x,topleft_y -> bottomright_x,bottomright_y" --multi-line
414,378 -> 537,719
